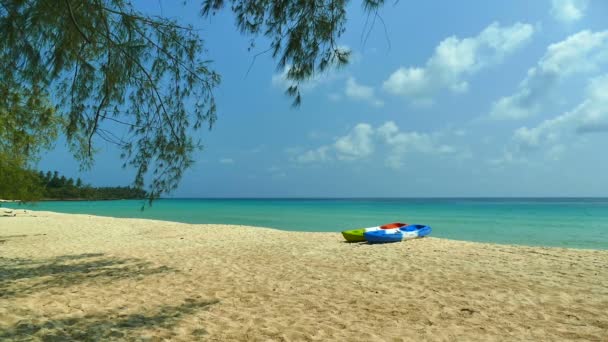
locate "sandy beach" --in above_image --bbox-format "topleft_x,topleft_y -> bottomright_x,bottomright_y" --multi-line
0,208 -> 607,341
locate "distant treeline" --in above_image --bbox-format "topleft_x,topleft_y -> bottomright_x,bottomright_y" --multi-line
37,171 -> 147,200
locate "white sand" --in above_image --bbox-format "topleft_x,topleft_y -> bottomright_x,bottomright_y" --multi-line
1,208 -> 607,341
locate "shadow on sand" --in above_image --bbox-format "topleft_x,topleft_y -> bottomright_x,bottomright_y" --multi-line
0,253 -> 173,298
0,253 -> 219,339
0,298 -> 219,340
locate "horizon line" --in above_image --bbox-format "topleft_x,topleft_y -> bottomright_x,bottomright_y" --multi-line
159,196 -> 608,199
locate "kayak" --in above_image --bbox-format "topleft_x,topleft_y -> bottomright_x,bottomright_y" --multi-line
341,222 -> 408,242
364,224 -> 432,243
380,222 -> 408,229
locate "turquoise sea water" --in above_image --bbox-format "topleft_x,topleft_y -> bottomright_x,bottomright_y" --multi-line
4,198 -> 608,250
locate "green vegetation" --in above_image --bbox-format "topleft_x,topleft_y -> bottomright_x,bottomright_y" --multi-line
0,161 -> 45,202
36,170 -> 146,200
0,0 -> 385,201
0,89 -> 62,201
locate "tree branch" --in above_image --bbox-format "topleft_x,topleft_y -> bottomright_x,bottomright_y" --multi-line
88,91 -> 108,157
65,0 -> 91,44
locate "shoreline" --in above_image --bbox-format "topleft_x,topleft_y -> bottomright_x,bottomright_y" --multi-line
1,208 -> 607,340
2,206 -> 606,251
0,208 -> 600,251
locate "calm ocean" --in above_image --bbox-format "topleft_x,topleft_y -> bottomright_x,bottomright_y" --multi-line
4,198 -> 608,250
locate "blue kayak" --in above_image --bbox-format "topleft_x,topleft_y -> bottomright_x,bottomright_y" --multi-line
364,224 -> 432,243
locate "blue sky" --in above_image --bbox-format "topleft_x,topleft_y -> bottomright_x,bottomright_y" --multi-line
40,0 -> 608,197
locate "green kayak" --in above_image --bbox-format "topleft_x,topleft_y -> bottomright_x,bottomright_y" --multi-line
341,228 -> 367,242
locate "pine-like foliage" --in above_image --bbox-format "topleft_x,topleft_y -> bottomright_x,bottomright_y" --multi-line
1,0 -> 219,199
0,87 -> 60,201
0,0 -> 385,200
202,0 -> 385,106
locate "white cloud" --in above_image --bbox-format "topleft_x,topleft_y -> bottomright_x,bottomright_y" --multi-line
334,123 -> 375,160
490,30 -> 608,120
345,77 -> 373,99
377,122 -> 456,168
551,0 -> 588,23
296,146 -> 331,163
497,74 -> 608,163
488,150 -> 527,167
344,77 -> 384,107
383,22 -> 534,103
219,158 -> 234,164
295,122 -> 457,168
